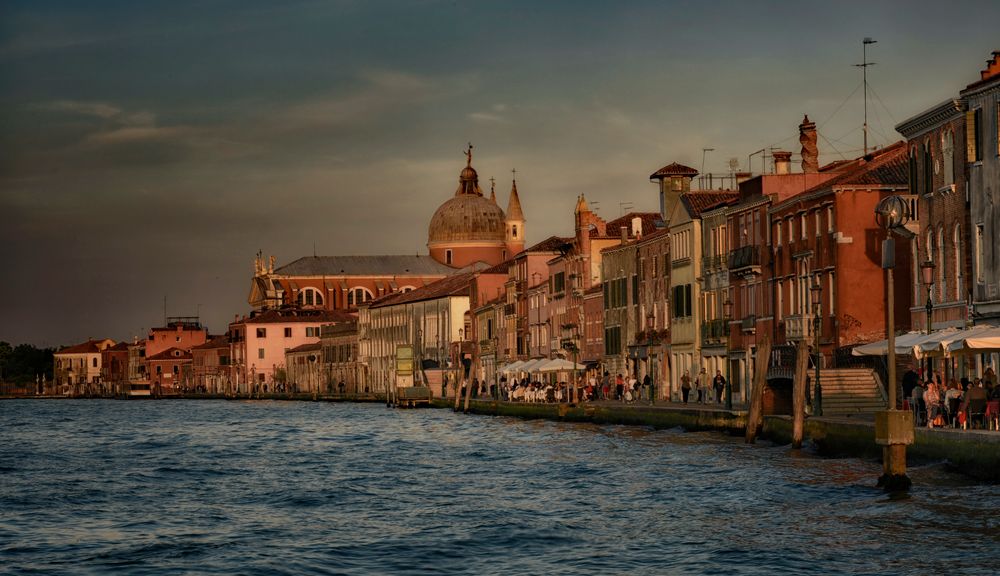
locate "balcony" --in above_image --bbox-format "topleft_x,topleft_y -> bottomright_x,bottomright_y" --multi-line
784,313 -> 817,342
728,245 -> 761,277
740,315 -> 756,334
703,254 -> 726,271
701,318 -> 728,344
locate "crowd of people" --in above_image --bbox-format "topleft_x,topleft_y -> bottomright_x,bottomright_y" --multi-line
902,365 -> 999,429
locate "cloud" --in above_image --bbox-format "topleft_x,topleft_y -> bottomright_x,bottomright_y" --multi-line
468,111 -> 505,123
35,100 -> 123,119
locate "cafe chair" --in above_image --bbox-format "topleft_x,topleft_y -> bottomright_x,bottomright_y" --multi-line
985,400 -> 1000,431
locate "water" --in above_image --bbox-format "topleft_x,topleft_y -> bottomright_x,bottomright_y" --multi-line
0,400 -> 997,575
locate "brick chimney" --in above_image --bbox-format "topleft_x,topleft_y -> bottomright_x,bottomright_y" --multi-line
773,151 -> 792,175
621,226 -> 629,245
799,115 -> 818,173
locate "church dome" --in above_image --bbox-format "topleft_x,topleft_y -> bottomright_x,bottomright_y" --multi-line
428,194 -> 506,245
428,145 -> 507,246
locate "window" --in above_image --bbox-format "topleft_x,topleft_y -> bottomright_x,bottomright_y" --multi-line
912,239 -> 920,305
512,225 -> 518,239
306,327 -> 319,337
256,328 -> 266,338
258,348 -> 265,359
777,280 -> 783,321
92,357 -> 97,368
604,326 -> 622,355
776,221 -> 782,246
828,272 -> 835,316
800,213 -> 807,239
172,365 -> 178,375
632,274 -> 639,305
926,228 -> 935,302
976,224 -> 985,284
284,327 -> 292,337
297,287 -> 324,307
552,272 -> 565,294
827,206 -> 834,233
937,225 -> 946,303
953,224 -> 962,301
446,249 -> 453,265
942,130 -> 954,186
908,147 -> 918,194
967,108 -> 982,162
923,141 -> 932,194
156,366 -> 162,374
347,287 -> 373,307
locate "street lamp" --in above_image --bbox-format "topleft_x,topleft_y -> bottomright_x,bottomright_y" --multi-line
646,312 -> 655,404
920,259 -> 936,336
810,276 -> 823,416
723,297 -> 733,410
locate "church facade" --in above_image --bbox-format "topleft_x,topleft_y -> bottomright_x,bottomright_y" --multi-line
247,145 -> 527,314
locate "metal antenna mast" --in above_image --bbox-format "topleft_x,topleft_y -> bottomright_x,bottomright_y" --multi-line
855,37 -> 877,156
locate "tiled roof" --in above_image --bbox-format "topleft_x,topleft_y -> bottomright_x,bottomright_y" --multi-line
650,162 -> 698,179
808,141 -> 907,191
106,342 -> 130,352
370,270 -> 476,309
479,260 -> 512,275
601,212 -> 660,238
56,339 -> 113,355
287,342 -> 322,354
241,309 -> 356,325
682,191 -> 739,217
191,335 -> 229,350
274,255 -> 455,276
524,235 -> 572,253
147,348 -> 192,362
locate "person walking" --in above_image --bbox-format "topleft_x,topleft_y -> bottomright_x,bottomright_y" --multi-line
713,370 -> 726,405
681,370 -> 691,404
642,373 -> 652,403
697,368 -> 709,403
615,374 -> 625,402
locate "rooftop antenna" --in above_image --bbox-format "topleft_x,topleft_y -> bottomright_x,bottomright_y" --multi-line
701,148 -> 715,189
619,201 -> 633,217
855,37 -> 877,156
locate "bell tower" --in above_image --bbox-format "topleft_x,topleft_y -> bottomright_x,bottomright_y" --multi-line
505,169 -> 525,257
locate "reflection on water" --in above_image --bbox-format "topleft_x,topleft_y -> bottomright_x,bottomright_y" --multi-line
0,400 -> 997,575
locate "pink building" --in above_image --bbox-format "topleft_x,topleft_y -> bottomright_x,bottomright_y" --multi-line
229,309 -> 355,393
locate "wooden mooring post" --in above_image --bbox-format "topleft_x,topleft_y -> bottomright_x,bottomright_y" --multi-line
745,335 -> 772,444
791,339 -> 809,448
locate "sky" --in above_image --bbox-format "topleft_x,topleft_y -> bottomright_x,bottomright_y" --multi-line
1,0 -> 998,347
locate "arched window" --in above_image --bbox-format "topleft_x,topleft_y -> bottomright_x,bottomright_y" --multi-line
297,287 -> 324,307
942,130 -> 954,186
347,287 -> 373,308
922,141 -> 932,195
926,228 -> 935,303
937,225 -> 946,303
912,239 -> 919,305
512,225 -> 518,239
953,223 -> 962,301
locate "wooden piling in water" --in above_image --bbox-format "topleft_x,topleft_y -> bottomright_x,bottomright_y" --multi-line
791,339 -> 809,448
745,335 -> 771,444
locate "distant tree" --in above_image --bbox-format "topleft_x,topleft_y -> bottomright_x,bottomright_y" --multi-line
0,342 -> 54,384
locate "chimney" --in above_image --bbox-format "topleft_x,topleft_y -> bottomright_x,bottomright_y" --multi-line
631,216 -> 643,239
773,151 -> 792,175
799,115 -> 818,173
621,225 -> 629,245
736,171 -> 752,185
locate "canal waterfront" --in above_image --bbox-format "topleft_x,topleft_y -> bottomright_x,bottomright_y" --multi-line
1,400 -> 997,575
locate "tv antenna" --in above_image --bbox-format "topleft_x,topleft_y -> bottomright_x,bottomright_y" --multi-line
855,37 -> 877,156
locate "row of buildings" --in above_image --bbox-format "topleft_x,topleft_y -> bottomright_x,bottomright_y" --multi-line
53,53 -> 1000,405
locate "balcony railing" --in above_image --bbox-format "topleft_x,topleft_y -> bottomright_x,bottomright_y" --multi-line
740,315 -> 756,334
703,254 -> 727,271
785,313 -> 816,341
728,245 -> 761,275
701,318 -> 728,343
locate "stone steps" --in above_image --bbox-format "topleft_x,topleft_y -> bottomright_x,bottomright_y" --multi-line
818,368 -> 887,414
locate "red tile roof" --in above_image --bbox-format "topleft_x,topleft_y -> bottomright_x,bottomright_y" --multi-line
681,191 -> 740,217
524,235 -> 572,253
191,335 -> 229,350
650,162 -> 698,179
287,342 -> 322,354
370,270 -> 477,308
600,212 -> 661,239
240,308 -> 356,325
804,141 -> 907,192
56,339 -> 113,354
147,348 -> 192,362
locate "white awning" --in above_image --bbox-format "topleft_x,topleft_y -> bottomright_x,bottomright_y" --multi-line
499,360 -> 525,373
945,326 -> 1000,355
536,358 -> 588,373
852,331 -> 934,357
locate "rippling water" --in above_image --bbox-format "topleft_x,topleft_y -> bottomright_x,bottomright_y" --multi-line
1,400 -> 997,575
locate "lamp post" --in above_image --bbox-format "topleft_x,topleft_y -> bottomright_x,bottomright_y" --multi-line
723,297 -> 733,410
646,312 -> 655,404
492,334 -> 500,400
810,277 -> 823,416
920,259 -> 936,378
